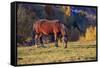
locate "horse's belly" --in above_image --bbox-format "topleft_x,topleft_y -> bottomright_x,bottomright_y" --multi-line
42,30 -> 53,35
41,27 -> 53,35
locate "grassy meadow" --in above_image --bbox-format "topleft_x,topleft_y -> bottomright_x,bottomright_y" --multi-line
17,41 -> 96,65
16,3 -> 97,65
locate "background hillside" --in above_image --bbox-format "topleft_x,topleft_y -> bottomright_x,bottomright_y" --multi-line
17,3 -> 97,45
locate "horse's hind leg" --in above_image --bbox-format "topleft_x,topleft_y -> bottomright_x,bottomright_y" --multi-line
35,34 -> 39,48
54,34 -> 59,47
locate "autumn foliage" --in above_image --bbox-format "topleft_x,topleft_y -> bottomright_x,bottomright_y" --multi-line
79,26 -> 96,41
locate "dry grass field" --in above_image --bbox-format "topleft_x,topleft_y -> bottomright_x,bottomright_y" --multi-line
17,41 -> 96,65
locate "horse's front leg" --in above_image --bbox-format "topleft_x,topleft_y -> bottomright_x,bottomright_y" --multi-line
54,34 -> 59,47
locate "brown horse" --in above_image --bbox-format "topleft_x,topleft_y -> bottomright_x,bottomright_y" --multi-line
33,19 -> 68,48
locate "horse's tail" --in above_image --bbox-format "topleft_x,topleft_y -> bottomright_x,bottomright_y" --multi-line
32,22 -> 37,45
33,23 -> 36,33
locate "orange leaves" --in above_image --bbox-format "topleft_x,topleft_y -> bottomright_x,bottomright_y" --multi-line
80,26 -> 96,41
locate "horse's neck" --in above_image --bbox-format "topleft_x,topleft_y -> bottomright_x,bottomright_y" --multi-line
62,23 -> 69,34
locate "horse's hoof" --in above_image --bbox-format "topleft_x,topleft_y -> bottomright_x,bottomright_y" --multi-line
64,46 -> 67,48
43,46 -> 47,48
35,45 -> 38,48
41,46 -> 47,48
55,46 -> 59,48
55,45 -> 59,47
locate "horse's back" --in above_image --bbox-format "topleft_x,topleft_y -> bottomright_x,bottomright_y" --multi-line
33,19 -> 62,34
